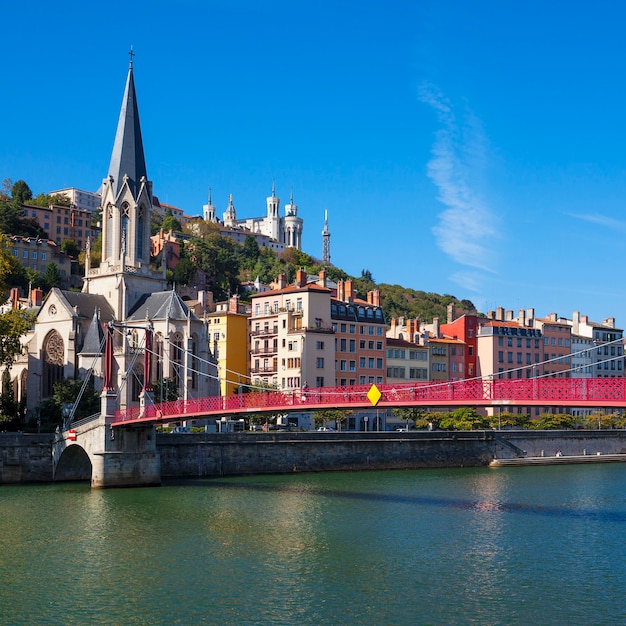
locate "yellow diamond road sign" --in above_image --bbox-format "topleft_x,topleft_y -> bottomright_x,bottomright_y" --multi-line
367,384 -> 382,406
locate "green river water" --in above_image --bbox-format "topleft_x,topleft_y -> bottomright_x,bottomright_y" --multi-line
1,464 -> 626,625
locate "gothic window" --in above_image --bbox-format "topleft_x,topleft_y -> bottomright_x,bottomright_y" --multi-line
121,203 -> 130,255
137,206 -> 145,260
43,330 -> 64,398
131,366 -> 143,402
170,332 -> 184,390
106,205 -> 114,259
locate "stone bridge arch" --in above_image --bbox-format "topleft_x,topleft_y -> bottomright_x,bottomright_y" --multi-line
54,444 -> 92,481
52,412 -> 161,488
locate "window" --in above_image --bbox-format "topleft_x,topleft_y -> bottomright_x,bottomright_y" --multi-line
340,360 -> 347,371
340,338 -> 347,351
41,252 -> 46,260
359,357 -> 366,368
316,341 -> 324,350
316,377 -> 324,387
22,250 -> 28,258
349,339 -> 356,352
316,357 -> 324,368
32,251 -> 37,259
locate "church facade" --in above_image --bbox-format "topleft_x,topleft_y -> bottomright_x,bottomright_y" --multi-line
23,57 -> 218,420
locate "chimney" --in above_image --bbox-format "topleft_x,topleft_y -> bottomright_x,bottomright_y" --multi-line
496,307 -> 504,321
581,315 -> 588,324
318,269 -> 326,287
572,311 -> 580,335
603,317 -> 616,329
518,309 -> 526,327
549,312 -> 557,322
526,308 -> 535,325
371,289 -> 380,307
337,280 -> 345,301
10,287 -> 19,309
229,295 -> 239,313
296,269 -> 306,287
432,316 -> 440,338
344,280 -> 354,301
447,303 -> 455,324
32,288 -> 43,307
505,310 -> 514,321
390,318 -> 397,337
367,291 -> 372,304
277,274 -> 287,289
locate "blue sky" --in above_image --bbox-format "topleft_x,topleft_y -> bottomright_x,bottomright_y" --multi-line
2,1 -> 626,325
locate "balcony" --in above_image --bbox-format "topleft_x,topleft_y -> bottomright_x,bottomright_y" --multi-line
250,348 -> 277,356
250,327 -> 279,337
250,366 -> 278,375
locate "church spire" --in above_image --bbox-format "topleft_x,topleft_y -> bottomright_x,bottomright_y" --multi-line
107,50 -> 147,199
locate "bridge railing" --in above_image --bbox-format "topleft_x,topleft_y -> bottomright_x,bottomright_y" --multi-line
113,377 -> 626,425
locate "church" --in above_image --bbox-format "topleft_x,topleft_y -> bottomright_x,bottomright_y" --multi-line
21,56 -> 218,420
203,184 -> 304,250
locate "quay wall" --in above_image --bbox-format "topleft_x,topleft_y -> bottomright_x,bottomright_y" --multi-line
157,431 -> 495,478
3,430 -> 626,484
0,434 -> 53,483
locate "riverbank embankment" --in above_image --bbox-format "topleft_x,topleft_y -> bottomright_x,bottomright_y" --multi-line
2,429 -> 626,484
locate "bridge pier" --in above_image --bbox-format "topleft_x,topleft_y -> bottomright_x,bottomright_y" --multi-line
90,390 -> 160,488
53,391 -> 161,488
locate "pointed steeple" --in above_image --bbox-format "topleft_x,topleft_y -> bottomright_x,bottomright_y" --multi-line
108,52 -> 147,199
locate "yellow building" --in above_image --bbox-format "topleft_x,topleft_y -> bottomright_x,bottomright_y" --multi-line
207,296 -> 251,396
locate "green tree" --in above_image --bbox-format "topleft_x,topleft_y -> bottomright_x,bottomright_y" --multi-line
0,309 -> 34,369
162,214 -> 182,233
394,407 -> 430,429
313,408 -> 351,430
11,180 -> 32,204
439,407 -> 491,430
60,239 -> 80,258
172,257 -> 196,286
490,411 -> 531,430
530,413 -> 576,430
37,377 -> 101,432
583,411 -> 620,430
42,262 -> 62,290
152,377 -> 180,402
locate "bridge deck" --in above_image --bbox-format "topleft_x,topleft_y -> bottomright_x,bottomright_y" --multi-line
112,378 -> 626,427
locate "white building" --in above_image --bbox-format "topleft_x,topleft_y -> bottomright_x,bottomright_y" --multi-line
203,184 -> 304,250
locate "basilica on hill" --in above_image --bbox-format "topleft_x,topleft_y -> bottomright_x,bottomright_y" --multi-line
17,56 -> 218,420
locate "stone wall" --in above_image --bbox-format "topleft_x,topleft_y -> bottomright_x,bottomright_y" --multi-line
0,433 -> 53,483
3,430 -> 626,485
157,431 -> 496,478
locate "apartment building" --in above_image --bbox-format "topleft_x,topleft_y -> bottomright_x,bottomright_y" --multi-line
440,311 -> 480,379
49,188 -> 101,214
249,270 -> 335,390
533,314 -> 572,377
9,236 -> 71,278
22,203 -> 99,250
207,296 -> 251,396
331,281 -> 386,387
568,312 -> 624,378
386,337 -> 428,384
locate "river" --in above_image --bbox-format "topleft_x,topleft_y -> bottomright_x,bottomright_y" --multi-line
1,464 -> 625,625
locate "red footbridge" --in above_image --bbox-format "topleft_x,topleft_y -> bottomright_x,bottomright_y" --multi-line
112,377 -> 626,427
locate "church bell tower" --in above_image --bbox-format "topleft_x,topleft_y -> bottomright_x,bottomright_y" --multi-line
83,52 -> 167,320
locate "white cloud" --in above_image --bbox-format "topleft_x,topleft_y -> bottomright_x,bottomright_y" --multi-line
419,83 -> 498,274
567,212 -> 626,233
